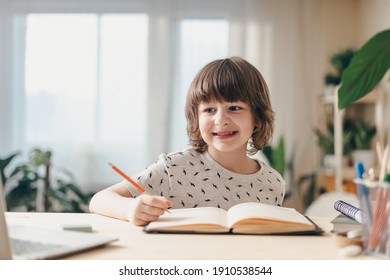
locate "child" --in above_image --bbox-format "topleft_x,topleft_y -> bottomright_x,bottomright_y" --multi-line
89,56 -> 285,226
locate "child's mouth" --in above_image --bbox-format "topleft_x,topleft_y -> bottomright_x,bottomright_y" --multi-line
212,131 -> 237,137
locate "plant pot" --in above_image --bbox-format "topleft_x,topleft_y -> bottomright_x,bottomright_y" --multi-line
351,150 -> 375,169
323,154 -> 348,169
323,84 -> 336,96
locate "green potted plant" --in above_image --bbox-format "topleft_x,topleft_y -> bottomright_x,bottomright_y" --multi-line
323,48 -> 355,96
352,120 -> 377,150
261,137 -> 318,213
338,29 -> 390,109
0,148 -> 93,212
262,137 -> 285,176
351,120 -> 377,169
337,29 -> 389,170
313,119 -> 355,168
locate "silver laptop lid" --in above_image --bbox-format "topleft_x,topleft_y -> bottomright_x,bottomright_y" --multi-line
0,175 -> 118,260
0,176 -> 12,259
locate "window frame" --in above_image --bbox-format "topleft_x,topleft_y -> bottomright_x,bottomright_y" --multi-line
0,0 -> 246,191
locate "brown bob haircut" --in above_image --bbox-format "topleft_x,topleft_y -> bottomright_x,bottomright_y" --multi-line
185,56 -> 275,155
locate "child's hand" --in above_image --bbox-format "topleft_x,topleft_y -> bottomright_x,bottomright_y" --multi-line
127,194 -> 172,226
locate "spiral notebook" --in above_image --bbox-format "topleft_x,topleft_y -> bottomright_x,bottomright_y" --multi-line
334,200 -> 363,223
331,200 -> 363,233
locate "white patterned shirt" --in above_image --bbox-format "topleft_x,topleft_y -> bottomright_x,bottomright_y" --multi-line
125,149 -> 285,210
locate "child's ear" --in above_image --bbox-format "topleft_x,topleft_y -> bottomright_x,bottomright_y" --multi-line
252,122 -> 262,135
252,126 -> 258,137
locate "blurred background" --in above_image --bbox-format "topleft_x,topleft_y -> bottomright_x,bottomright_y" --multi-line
0,0 -> 389,213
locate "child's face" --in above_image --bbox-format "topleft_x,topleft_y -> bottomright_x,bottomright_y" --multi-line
198,100 -> 256,155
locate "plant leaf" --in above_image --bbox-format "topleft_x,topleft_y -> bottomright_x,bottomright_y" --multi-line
272,137 -> 285,176
0,152 -> 20,185
47,188 -> 73,211
262,145 -> 272,164
261,137 -> 285,176
6,179 -> 37,211
338,29 -> 390,109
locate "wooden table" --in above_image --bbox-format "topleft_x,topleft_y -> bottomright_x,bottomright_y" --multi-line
5,212 -> 372,260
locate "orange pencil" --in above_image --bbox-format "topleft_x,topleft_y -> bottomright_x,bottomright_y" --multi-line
108,162 -> 145,193
108,162 -> 171,213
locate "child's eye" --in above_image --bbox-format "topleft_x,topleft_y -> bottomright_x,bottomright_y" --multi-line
229,106 -> 241,111
204,108 -> 216,113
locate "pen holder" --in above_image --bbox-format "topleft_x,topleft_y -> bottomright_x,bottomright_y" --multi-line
354,178 -> 390,259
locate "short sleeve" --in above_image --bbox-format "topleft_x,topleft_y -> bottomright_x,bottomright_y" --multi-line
124,154 -> 170,198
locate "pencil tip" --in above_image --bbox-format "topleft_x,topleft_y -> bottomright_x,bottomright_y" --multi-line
108,162 -> 113,167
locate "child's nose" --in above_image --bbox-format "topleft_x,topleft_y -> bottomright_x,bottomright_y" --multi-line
215,111 -> 230,126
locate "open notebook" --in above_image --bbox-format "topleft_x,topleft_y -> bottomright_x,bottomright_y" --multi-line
0,178 -> 117,260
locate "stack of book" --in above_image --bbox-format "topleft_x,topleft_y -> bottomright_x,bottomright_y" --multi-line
331,213 -> 361,233
331,200 -> 362,234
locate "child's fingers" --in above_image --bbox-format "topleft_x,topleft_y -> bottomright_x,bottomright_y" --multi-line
127,195 -> 172,226
133,212 -> 161,226
140,203 -> 166,216
127,202 -> 160,226
141,194 -> 172,210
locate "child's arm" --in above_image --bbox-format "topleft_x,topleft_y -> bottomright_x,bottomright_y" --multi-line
89,181 -> 172,226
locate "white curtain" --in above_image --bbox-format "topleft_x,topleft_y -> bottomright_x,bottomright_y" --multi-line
0,0 -> 323,193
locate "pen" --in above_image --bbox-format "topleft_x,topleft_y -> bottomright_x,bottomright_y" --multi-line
108,162 -> 171,213
355,162 -> 372,229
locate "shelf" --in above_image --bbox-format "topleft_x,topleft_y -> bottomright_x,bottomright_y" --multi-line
320,87 -> 379,105
318,166 -> 356,180
316,170 -> 357,194
318,85 -> 384,192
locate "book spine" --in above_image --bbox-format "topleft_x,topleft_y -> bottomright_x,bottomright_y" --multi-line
334,200 -> 363,223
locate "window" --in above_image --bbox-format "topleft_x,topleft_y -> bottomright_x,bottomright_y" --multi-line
24,14 -> 148,189
20,14 -> 229,191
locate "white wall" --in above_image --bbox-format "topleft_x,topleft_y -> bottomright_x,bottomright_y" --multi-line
357,0 -> 390,44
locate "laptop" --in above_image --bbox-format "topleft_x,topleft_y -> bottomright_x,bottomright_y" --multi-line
0,177 -> 117,260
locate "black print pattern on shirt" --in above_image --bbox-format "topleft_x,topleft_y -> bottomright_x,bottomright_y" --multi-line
132,150 -> 285,210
